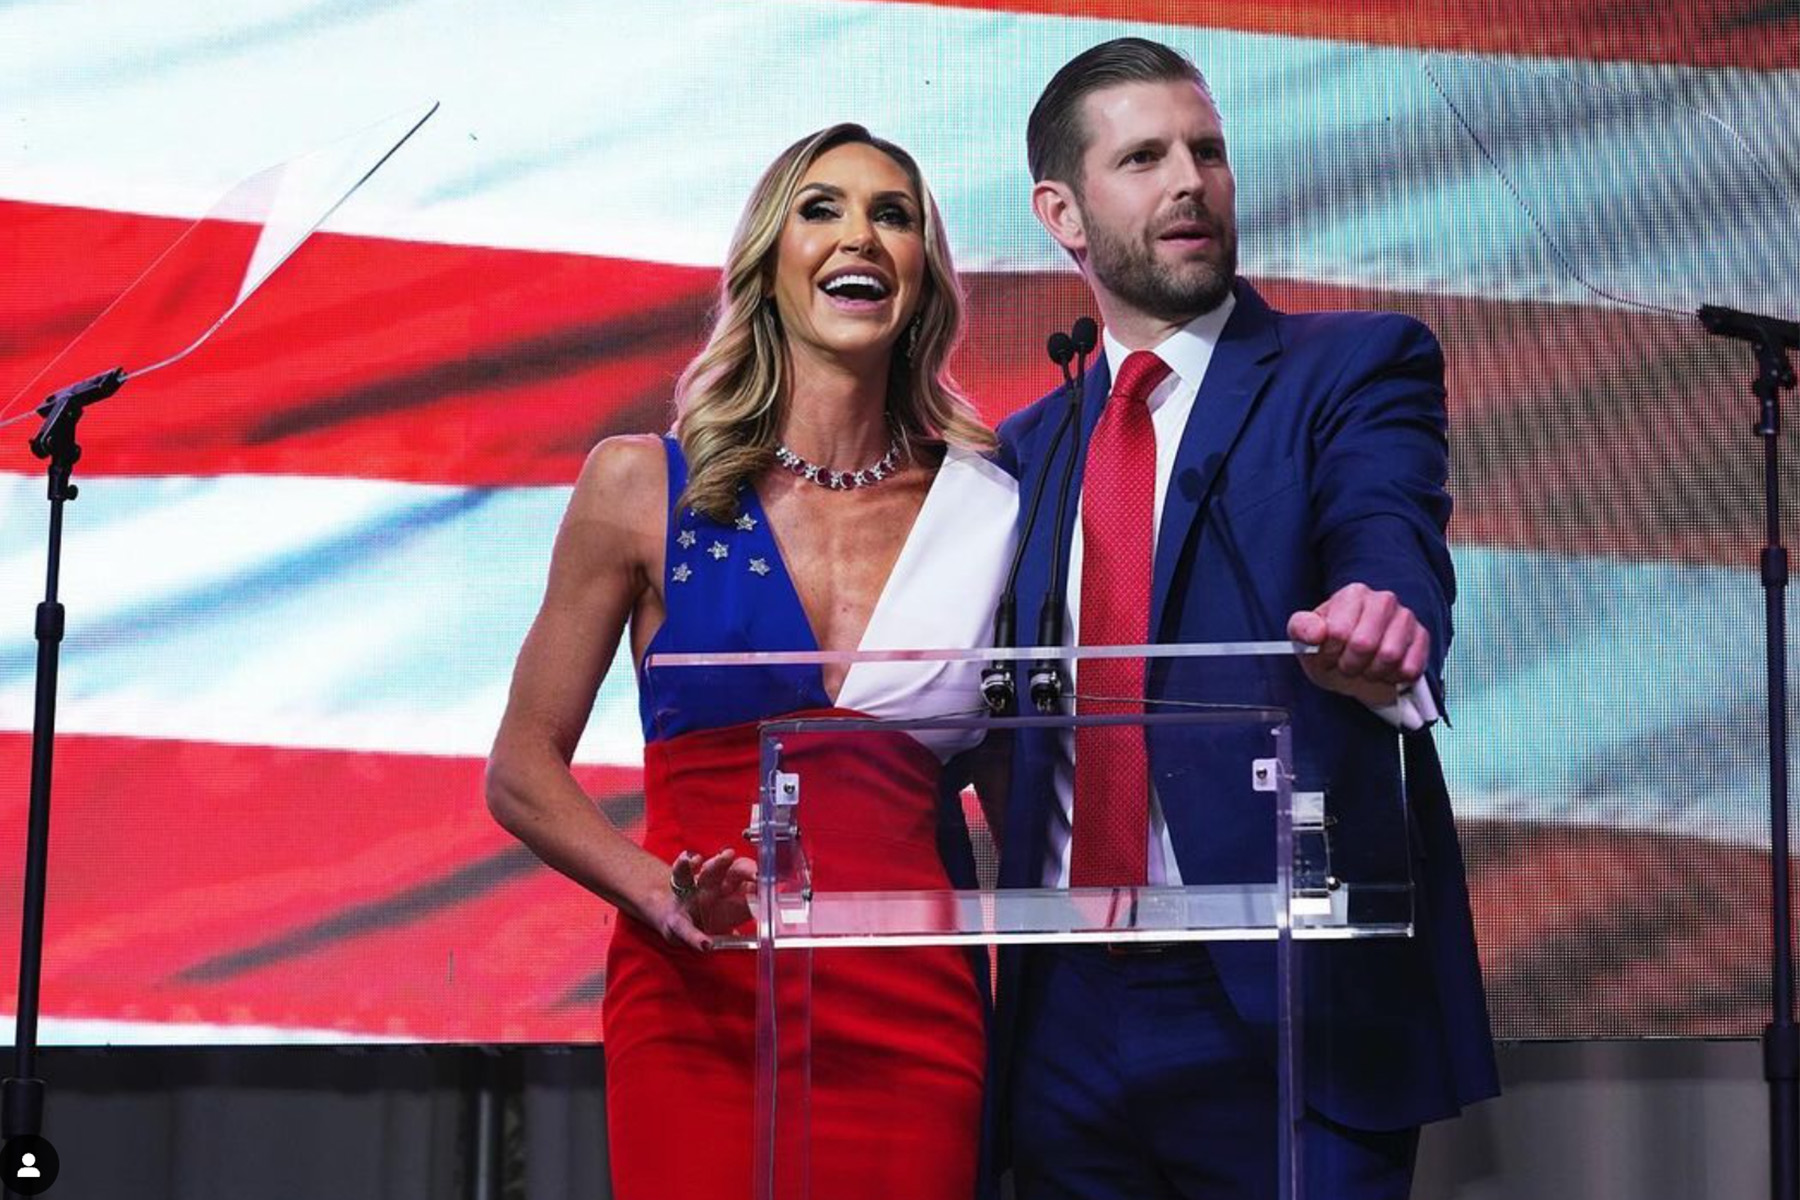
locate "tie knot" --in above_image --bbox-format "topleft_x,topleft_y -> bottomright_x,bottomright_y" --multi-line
1109,351 -> 1172,407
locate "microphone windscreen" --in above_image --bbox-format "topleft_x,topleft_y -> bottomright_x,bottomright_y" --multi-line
1071,316 -> 1098,354
1046,332 -> 1075,366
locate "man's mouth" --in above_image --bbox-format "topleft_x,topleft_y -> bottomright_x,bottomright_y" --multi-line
1157,219 -> 1216,244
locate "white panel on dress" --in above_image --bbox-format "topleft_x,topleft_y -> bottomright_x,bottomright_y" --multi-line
836,448 -> 1018,762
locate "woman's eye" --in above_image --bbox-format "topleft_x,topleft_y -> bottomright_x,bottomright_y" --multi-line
799,200 -> 838,221
875,205 -> 915,228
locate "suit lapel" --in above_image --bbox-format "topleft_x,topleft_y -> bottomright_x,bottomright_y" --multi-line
1149,282 -> 1281,639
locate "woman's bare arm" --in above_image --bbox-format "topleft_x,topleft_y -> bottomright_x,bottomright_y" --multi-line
484,435 -> 751,950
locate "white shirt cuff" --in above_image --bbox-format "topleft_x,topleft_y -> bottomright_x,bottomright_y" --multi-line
1369,676 -> 1440,732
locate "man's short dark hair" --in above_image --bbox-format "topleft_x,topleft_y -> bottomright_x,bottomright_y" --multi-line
1026,37 -> 1212,191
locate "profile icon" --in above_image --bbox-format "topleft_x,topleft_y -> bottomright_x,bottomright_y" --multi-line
0,1134 -> 58,1194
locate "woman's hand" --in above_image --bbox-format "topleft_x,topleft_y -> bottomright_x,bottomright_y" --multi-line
652,848 -> 757,951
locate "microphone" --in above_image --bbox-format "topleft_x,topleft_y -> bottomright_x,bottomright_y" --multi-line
983,329 -> 1084,715
1030,316 -> 1099,713
1070,316 -> 1098,357
1698,305 -> 1800,353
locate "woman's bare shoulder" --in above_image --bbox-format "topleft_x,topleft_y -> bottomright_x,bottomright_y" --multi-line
570,434 -> 669,521
579,433 -> 666,487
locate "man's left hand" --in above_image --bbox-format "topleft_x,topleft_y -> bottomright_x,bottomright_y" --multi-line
1286,583 -> 1428,707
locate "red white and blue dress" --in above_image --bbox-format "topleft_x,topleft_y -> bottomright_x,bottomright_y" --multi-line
602,437 -> 1017,1200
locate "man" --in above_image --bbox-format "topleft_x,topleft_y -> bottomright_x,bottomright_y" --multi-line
993,37 -> 1499,1199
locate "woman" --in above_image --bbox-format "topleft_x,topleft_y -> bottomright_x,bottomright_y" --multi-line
485,124 -> 1016,1198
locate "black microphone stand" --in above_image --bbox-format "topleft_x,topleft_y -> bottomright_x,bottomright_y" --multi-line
4,366 -> 126,1157
1029,318 -> 1097,713
983,331 -> 1081,715
1698,303 -> 1800,1200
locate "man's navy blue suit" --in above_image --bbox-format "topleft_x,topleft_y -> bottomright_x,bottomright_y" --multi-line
990,280 -> 1499,1191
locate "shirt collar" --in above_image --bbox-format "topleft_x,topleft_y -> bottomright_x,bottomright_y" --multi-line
1100,291 -> 1237,392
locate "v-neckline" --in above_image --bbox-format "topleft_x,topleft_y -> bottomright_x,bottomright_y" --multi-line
747,453 -> 950,707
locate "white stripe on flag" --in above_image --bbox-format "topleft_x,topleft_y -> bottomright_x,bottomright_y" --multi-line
0,1 -> 1792,312
1445,544 -> 1786,847
0,471 -> 1789,845
0,473 -> 643,766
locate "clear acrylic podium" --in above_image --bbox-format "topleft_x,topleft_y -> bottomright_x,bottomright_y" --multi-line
643,642 -> 1415,1200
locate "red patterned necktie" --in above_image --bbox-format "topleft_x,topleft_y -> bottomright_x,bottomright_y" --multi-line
1071,350 -> 1172,888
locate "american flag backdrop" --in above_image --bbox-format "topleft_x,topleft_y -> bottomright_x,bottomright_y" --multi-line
0,1 -> 1797,1044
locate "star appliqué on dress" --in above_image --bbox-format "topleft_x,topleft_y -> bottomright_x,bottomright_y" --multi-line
735,513 -> 758,532
671,563 -> 692,583
708,541 -> 729,560
676,529 -> 697,549
749,557 -> 770,576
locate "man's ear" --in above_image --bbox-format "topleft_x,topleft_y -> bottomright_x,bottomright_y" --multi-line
1031,179 -> 1086,258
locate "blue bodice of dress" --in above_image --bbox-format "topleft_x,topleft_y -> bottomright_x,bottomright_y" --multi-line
635,437 -> 829,742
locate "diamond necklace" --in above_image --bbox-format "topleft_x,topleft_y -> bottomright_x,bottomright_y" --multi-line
773,437 -> 903,490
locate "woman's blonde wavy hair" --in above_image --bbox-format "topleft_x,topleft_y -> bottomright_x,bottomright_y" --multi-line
672,123 -> 993,519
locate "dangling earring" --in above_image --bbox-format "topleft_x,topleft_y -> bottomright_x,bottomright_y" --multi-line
905,317 -> 922,366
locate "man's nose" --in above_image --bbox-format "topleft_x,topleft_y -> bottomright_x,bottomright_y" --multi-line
1166,147 -> 1207,198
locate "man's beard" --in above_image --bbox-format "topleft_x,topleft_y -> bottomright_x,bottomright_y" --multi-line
1084,205 -> 1237,322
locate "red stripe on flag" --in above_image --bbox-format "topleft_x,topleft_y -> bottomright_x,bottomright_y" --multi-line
2,201 -> 1766,568
0,732 -> 639,1042
881,0 -> 1799,70
1461,819 -> 1767,1037
0,737 -> 1774,1041
0,199 -> 718,486
967,273 -> 1769,571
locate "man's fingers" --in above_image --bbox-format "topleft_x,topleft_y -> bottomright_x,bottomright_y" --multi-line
1337,589 -> 1397,676
1287,609 -> 1327,645
1309,589 -> 1359,671
1363,608 -> 1418,684
1291,591 -> 1364,664
1400,625 -> 1430,684
1292,584 -> 1435,699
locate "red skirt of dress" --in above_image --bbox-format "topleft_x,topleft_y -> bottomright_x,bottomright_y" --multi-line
603,713 -> 985,1200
